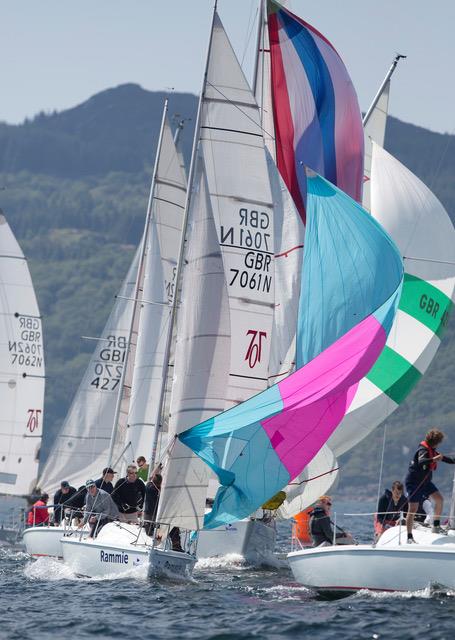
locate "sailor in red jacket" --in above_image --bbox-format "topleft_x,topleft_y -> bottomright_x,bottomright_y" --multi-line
26,493 -> 50,527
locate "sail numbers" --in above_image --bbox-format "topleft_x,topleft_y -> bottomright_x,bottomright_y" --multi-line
8,316 -> 43,368
220,207 -> 273,296
90,335 -> 126,392
245,330 -> 267,368
27,409 -> 42,433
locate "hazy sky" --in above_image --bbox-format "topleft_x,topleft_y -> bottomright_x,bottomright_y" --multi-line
1,1 -> 453,134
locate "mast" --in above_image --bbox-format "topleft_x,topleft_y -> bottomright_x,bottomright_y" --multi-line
363,54 -> 406,127
106,100 -> 170,468
251,0 -> 264,99
146,1 -> 219,475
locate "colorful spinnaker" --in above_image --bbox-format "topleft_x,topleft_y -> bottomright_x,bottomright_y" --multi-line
256,0 -> 364,221
180,173 -> 403,528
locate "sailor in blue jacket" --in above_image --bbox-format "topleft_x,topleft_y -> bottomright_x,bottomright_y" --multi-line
405,429 -> 455,542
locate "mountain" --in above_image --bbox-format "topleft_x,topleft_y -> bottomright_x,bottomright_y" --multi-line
0,83 -> 453,496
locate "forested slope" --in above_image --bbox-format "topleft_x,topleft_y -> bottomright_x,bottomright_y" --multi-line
0,84 -> 453,495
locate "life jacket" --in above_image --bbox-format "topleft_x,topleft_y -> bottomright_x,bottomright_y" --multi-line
421,440 -> 438,471
292,508 -> 312,545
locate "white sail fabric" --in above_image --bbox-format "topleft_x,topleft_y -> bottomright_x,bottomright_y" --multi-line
362,80 -> 390,211
266,150 -> 304,385
126,117 -> 186,466
277,445 -> 338,519
0,214 -> 45,496
158,14 -> 277,530
157,160 -> 231,530
329,143 -> 455,456
38,249 -> 140,494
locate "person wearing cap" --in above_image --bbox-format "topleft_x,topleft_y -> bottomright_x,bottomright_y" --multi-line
95,468 -> 116,494
82,480 -> 119,538
53,481 -> 77,525
26,493 -> 50,527
309,496 -> 353,547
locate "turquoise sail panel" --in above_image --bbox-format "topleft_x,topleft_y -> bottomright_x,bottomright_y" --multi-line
297,174 -> 403,367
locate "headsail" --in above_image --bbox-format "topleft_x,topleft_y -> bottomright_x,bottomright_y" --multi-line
256,0 -> 364,221
180,173 -> 403,528
126,114 -> 186,466
328,142 -> 455,456
0,212 -> 45,496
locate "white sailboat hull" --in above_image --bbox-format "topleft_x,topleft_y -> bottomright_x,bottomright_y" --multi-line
61,523 -> 195,579
288,526 -> 455,595
197,518 -> 276,565
23,525 -> 88,558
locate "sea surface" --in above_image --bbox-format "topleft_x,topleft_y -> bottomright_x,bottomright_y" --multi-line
1,498 -> 454,640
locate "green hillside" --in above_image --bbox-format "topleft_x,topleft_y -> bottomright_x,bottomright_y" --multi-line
0,84 -> 453,497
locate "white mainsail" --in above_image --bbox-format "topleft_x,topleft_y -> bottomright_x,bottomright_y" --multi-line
126,115 -> 186,466
38,250 -> 139,494
0,212 -> 45,496
157,12 -> 276,530
328,142 -> 455,456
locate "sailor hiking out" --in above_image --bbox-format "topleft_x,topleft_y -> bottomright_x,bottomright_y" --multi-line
81,480 -> 119,538
405,429 -> 455,542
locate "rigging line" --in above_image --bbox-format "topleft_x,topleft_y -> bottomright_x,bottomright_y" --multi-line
404,255 -> 455,266
288,466 -> 339,486
240,3 -> 259,69
375,422 -> 388,526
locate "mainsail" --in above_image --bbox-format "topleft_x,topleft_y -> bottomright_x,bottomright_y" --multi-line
180,173 -> 403,528
0,212 -> 45,496
328,143 -> 455,456
157,12 -> 277,530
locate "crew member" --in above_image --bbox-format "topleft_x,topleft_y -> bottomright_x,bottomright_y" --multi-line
143,472 -> 162,536
95,467 -> 116,494
53,481 -> 77,525
112,465 -> 145,523
26,493 -> 50,527
136,457 -> 149,482
309,496 -> 353,547
82,479 -> 119,538
375,481 -> 408,537
405,429 -> 455,542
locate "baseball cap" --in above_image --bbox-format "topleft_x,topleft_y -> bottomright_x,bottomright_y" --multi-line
61,480 -> 70,488
102,467 -> 116,475
85,479 -> 96,488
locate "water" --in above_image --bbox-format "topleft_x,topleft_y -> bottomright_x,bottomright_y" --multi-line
1,500 -> 455,639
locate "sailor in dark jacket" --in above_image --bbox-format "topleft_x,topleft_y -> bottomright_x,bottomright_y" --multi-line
53,481 -> 77,524
143,472 -> 162,537
405,429 -> 455,541
309,496 -> 352,547
112,465 -> 145,523
375,481 -> 408,537
95,467 -> 116,494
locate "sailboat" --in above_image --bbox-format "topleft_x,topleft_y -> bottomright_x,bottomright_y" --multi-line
0,209 -> 45,497
287,142 -> 455,595
24,99 -> 186,560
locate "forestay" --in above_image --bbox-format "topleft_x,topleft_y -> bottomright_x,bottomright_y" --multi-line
38,250 -> 139,495
180,173 -> 403,528
0,213 -> 45,496
157,13 -> 276,530
328,143 -> 455,456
